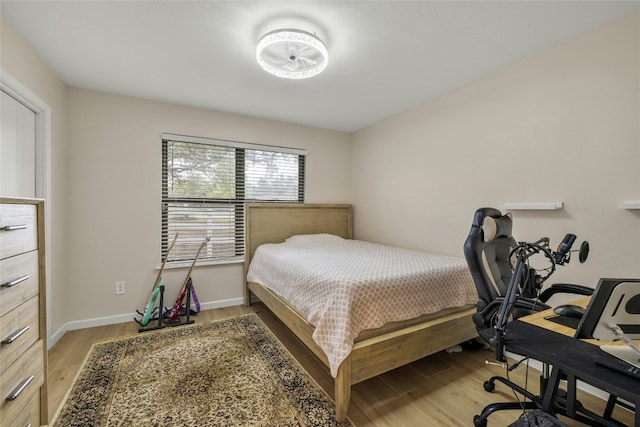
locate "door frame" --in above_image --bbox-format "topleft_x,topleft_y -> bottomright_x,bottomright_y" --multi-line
1,69 -> 52,344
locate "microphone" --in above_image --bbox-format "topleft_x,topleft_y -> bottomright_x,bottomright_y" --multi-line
554,233 -> 576,264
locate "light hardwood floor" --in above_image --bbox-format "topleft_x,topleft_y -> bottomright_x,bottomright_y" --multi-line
47,304 -> 634,426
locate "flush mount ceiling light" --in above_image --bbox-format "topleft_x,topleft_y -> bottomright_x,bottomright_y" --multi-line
256,29 -> 328,79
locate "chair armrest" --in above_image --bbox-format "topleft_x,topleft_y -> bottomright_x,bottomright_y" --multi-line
473,297 -> 551,328
539,283 -> 593,303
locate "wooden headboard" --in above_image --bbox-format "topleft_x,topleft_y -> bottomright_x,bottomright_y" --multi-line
244,203 -> 353,299
244,203 -> 353,265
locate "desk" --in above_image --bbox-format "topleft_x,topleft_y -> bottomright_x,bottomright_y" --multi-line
504,319 -> 640,426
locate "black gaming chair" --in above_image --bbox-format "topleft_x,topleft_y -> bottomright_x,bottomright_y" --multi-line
464,207 -> 593,426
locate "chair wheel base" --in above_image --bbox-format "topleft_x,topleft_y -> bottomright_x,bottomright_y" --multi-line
484,380 -> 495,392
474,415 -> 487,427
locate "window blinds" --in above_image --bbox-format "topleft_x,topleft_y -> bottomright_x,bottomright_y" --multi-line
161,133 -> 306,264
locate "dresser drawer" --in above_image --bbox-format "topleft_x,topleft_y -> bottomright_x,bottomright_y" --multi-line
0,203 -> 38,260
4,390 -> 40,427
0,251 -> 39,318
1,296 -> 39,370
0,340 -> 44,424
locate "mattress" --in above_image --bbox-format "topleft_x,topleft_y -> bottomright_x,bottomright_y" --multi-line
246,233 -> 478,376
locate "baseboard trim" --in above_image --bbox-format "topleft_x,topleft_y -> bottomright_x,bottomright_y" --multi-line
48,297 -> 244,349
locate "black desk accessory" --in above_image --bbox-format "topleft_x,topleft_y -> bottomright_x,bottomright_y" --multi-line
552,304 -> 584,318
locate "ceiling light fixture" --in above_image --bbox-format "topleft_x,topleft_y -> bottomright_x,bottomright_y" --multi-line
256,29 -> 328,79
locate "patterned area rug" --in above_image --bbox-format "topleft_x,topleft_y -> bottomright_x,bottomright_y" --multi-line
52,314 -> 351,426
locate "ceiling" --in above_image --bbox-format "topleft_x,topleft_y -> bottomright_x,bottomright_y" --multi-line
2,1 -> 638,132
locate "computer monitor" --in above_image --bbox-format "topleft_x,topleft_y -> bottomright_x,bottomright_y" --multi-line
575,278 -> 640,340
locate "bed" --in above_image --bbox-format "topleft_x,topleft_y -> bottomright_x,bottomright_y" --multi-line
243,203 -> 478,421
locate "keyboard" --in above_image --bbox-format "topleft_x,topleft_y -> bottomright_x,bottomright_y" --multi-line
596,354 -> 640,380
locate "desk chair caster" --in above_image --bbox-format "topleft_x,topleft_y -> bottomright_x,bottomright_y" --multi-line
473,414 -> 486,427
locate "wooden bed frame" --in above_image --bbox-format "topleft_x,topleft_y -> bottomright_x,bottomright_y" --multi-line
243,203 -> 477,421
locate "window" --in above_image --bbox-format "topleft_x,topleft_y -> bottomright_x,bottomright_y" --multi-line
161,133 -> 305,264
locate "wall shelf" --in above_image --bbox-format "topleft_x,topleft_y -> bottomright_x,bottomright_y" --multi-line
501,202 -> 563,211
618,200 -> 640,210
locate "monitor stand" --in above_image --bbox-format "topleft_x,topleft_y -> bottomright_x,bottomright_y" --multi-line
601,324 -> 640,368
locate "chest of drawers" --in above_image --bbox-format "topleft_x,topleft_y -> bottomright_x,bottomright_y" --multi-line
0,198 -> 47,427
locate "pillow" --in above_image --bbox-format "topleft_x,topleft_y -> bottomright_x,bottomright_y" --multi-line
284,233 -> 344,244
482,213 -> 513,241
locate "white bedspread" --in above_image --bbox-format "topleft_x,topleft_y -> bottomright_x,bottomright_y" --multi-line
246,234 -> 478,377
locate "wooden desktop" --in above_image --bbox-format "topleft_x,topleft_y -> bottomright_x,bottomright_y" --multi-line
519,296 -> 632,348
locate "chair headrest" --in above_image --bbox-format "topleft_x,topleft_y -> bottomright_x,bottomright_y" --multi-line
482,213 -> 513,241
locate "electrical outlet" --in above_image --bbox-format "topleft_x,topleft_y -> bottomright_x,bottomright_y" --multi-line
115,281 -> 125,295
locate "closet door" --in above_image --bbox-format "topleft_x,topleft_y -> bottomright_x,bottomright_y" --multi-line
1,90 -> 36,198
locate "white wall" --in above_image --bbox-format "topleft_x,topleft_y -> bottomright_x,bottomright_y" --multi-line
65,88 -> 352,325
352,12 -> 640,293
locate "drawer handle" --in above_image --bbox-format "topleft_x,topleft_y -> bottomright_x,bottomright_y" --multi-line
0,224 -> 28,232
1,274 -> 30,288
2,325 -> 30,344
5,375 -> 34,401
